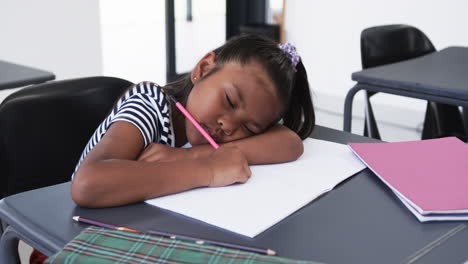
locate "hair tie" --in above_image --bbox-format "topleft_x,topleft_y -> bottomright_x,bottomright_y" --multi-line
278,43 -> 300,72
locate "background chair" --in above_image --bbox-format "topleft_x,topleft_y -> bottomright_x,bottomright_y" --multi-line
0,76 -> 133,200
360,24 -> 466,140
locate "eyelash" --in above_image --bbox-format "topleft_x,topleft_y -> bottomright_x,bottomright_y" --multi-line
226,93 -> 234,108
243,125 -> 255,135
225,93 -> 255,135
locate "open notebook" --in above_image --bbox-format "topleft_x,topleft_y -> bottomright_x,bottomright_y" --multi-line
349,137 -> 468,221
146,138 -> 365,237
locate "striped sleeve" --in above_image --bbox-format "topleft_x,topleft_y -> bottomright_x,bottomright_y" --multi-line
71,81 -> 174,179
110,92 -> 160,147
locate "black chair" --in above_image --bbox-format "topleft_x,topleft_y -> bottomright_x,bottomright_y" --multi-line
360,24 -> 466,140
0,76 -> 133,200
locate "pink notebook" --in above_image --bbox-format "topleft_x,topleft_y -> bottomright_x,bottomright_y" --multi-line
349,137 -> 468,215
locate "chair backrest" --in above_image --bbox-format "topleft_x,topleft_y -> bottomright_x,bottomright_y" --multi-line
361,24 -> 436,69
0,76 -> 133,198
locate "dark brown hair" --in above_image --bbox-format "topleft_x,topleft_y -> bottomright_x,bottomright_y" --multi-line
164,34 -> 315,139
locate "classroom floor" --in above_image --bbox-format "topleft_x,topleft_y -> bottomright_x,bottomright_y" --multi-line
315,92 -> 423,142
315,105 -> 422,142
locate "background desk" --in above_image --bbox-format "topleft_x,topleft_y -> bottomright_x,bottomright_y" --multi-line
0,60 -> 55,91
344,46 -> 468,135
1,126 -> 468,264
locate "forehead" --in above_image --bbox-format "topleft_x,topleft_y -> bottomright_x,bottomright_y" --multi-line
218,61 -> 277,98
217,61 -> 283,124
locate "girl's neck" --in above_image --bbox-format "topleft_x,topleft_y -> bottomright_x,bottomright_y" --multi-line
171,104 -> 188,147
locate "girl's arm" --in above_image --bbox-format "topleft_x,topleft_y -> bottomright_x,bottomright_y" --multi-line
71,121 -> 250,208
140,124 -> 304,165
225,124 -> 304,164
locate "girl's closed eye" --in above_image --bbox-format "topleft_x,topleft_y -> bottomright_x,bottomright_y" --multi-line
225,93 -> 235,109
224,91 -> 255,135
225,92 -> 255,135
243,124 -> 256,135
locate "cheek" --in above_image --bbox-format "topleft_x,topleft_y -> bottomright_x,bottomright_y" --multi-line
186,93 -> 220,125
186,90 -> 211,119
185,119 -> 205,145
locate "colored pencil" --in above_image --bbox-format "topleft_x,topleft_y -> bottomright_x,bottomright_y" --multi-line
168,95 -> 219,149
146,228 -> 276,256
72,216 -> 138,233
72,216 -> 276,256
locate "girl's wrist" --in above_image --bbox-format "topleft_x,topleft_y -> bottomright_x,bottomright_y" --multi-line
189,144 -> 215,160
195,156 -> 215,187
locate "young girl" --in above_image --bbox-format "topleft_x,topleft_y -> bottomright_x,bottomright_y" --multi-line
71,34 -> 315,208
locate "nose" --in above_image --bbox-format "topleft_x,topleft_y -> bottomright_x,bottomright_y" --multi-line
217,115 -> 237,136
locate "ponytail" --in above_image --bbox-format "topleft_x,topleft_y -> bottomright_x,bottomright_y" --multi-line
282,61 -> 315,139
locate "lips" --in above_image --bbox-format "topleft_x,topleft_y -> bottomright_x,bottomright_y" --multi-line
201,124 -> 220,142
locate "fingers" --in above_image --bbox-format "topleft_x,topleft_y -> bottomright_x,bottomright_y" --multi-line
238,163 -> 251,184
139,154 -> 159,162
245,164 -> 251,178
137,144 -> 191,163
137,143 -> 160,162
206,145 -> 250,187
137,148 -> 153,161
237,159 -> 251,184
240,150 -> 251,181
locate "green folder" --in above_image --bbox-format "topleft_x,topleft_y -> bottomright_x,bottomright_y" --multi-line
45,226 -> 321,264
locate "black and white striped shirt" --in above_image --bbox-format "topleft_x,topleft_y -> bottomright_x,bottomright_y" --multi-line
72,81 -> 175,178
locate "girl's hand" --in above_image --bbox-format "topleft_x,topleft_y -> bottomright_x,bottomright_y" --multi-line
138,143 -> 193,162
207,145 -> 251,187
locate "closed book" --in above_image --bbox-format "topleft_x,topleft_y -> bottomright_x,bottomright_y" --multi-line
349,137 -> 468,218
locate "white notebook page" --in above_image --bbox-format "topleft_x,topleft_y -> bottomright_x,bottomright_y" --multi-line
146,138 -> 365,237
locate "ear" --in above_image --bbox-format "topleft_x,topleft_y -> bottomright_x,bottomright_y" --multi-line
191,52 -> 216,84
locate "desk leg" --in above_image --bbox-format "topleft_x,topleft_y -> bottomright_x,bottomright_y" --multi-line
0,226 -> 21,264
343,84 -> 364,132
463,107 -> 468,141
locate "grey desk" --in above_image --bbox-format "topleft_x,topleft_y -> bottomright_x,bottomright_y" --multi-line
0,60 -> 55,90
1,126 -> 468,264
344,46 -> 468,133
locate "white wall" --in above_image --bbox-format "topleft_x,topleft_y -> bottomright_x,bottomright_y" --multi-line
3,1 -> 467,126
0,0 -> 102,80
98,0 -> 225,85
284,0 -> 468,121
99,0 -> 166,84
175,0 -> 225,74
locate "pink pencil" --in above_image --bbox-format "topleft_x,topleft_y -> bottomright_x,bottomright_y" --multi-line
169,95 -> 219,149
